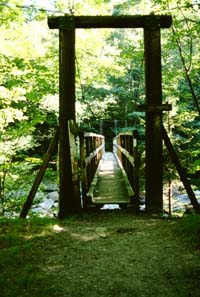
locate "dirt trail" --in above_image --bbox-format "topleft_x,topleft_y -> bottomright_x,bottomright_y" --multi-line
1,212 -> 200,297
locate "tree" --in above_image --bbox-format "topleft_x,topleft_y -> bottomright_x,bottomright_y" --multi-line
0,2 -> 59,215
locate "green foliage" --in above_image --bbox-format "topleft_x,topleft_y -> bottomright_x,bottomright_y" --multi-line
0,8 -> 59,216
0,160 -> 37,216
0,0 -> 25,26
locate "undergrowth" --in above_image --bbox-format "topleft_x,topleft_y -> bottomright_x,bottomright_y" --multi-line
175,214 -> 200,249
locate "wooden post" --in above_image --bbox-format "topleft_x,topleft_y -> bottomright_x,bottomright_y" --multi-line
144,28 -> 163,213
133,130 -> 140,212
79,131 -> 88,208
58,27 -> 81,218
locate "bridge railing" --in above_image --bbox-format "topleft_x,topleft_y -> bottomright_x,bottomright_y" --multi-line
80,132 -> 105,207
113,130 -> 140,210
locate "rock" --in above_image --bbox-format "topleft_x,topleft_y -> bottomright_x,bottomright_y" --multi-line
101,204 -> 120,210
40,198 -> 55,210
43,181 -> 58,192
31,206 -> 51,217
176,194 -> 190,203
46,191 -> 58,202
51,202 -> 58,209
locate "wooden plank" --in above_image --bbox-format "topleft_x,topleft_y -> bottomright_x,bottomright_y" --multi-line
114,136 -> 140,210
79,131 -> 87,206
114,153 -> 134,198
113,143 -> 135,167
162,126 -> 200,214
85,144 -> 104,167
144,27 -> 163,213
133,148 -> 141,212
86,160 -> 102,201
48,15 -> 172,30
88,152 -> 132,204
84,132 -> 104,138
116,131 -> 133,136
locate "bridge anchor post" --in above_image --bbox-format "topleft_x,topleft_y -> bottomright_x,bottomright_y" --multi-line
58,28 -> 81,218
144,27 -> 164,213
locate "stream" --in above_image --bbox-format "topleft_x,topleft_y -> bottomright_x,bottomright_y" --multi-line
30,180 -> 200,217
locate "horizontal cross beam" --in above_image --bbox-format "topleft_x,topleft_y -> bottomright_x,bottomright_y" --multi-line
48,15 -> 172,30
136,104 -> 172,112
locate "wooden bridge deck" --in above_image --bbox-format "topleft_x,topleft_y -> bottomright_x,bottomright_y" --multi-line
87,152 -> 133,205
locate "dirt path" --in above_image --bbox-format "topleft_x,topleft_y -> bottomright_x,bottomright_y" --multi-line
1,212 -> 200,297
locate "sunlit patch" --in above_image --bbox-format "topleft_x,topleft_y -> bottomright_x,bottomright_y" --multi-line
52,225 -> 64,233
101,160 -> 114,171
70,232 -> 98,241
99,171 -> 114,177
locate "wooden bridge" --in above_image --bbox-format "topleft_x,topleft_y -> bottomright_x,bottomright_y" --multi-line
20,14 -> 200,218
80,132 -> 139,208
47,14 -> 173,218
20,121 -> 200,218
81,131 -> 140,210
88,152 -> 132,206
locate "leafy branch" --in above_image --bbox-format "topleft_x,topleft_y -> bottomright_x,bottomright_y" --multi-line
172,11 -> 200,116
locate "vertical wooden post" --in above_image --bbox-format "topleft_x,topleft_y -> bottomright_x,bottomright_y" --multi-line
58,27 -> 81,218
144,28 -> 163,213
133,130 -> 140,212
79,131 -> 87,208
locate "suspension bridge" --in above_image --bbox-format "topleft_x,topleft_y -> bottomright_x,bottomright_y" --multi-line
20,14 -> 200,218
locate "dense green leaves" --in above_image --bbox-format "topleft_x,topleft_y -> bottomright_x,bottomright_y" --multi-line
0,3 -> 59,215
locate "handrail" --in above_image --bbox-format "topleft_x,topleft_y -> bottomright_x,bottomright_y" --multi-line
80,131 -> 105,208
84,143 -> 104,166
84,132 -> 104,138
114,143 -> 135,167
113,130 -> 140,211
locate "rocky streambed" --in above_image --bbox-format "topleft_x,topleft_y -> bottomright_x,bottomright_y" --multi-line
29,180 -> 200,217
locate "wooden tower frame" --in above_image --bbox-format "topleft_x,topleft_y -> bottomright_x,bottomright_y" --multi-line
48,15 -> 172,217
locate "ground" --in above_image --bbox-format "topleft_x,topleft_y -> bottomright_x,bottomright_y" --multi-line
0,211 -> 200,297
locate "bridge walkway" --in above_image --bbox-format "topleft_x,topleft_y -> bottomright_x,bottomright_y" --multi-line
87,152 -> 133,205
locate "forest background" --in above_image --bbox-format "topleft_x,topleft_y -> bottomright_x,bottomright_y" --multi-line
0,0 -> 200,217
